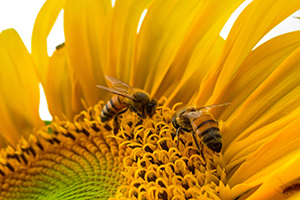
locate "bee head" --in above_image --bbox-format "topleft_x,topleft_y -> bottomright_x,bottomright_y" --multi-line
145,99 -> 157,117
132,92 -> 157,118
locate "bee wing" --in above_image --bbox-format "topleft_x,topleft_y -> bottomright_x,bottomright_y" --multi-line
196,102 -> 231,112
180,103 -> 231,119
97,85 -> 137,101
180,110 -> 203,119
105,76 -> 135,93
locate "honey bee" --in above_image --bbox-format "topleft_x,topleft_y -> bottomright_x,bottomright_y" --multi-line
172,103 -> 230,153
282,183 -> 300,196
276,178 -> 300,197
97,76 -> 157,132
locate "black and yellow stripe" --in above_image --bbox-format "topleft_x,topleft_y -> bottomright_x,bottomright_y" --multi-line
192,113 -> 222,153
101,96 -> 127,122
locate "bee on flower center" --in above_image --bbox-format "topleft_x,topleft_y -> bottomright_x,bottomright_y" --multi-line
172,103 -> 230,154
97,76 -> 157,133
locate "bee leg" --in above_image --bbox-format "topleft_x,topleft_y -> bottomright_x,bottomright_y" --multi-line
113,108 -> 128,135
191,131 -> 201,151
192,131 -> 205,160
190,120 -> 205,160
130,106 -> 145,119
176,127 -> 182,149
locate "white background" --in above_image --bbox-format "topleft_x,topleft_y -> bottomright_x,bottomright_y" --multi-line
0,0 -> 299,121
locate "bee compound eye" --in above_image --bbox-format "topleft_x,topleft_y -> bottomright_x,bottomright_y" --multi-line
146,100 -> 157,116
145,104 -> 154,115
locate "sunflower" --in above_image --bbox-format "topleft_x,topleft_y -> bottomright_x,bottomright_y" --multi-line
1,0 -> 300,199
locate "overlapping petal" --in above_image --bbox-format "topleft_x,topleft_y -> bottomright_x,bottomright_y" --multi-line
197,0 -> 300,106
134,0 -> 244,105
104,0 -> 154,82
64,0 -> 111,107
183,0 -> 300,197
246,154 -> 300,199
32,0 -> 66,86
1,0 -> 300,199
0,29 -> 43,147
214,31 -> 300,151
45,45 -> 84,119
62,0 -> 244,109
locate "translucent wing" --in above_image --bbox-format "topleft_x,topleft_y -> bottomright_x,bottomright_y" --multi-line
180,110 -> 203,119
97,85 -> 137,101
105,76 -> 135,93
180,103 -> 231,119
196,102 -> 231,112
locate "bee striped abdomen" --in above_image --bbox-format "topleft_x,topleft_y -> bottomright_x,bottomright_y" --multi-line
192,113 -> 222,153
192,114 -> 218,135
101,96 -> 127,122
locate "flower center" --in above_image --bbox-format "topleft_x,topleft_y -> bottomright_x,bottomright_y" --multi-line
111,100 -> 227,200
0,99 -> 227,199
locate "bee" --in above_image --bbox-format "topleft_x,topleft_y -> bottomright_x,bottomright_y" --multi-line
276,179 -> 300,197
55,42 -> 65,50
282,183 -> 300,196
172,103 -> 230,153
97,76 -> 157,132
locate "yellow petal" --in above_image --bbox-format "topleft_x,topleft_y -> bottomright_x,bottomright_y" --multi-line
215,31 -> 300,121
64,0 -> 111,106
132,0 -> 202,91
213,0 -> 300,95
132,1 -> 244,101
32,0 -> 66,86
133,0 -> 243,102
224,44 -> 300,149
225,106 -> 300,174
167,36 -> 225,106
239,152 -> 300,199
0,29 -> 43,147
165,0 -> 243,103
228,117 -> 300,187
198,0 -> 300,105
45,46 -> 84,120
104,0 -> 154,82
203,31 -> 300,151
287,193 -> 300,200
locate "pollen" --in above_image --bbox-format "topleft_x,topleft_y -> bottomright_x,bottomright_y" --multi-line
111,102 -> 228,200
0,99 -> 229,199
